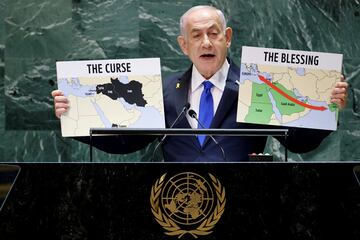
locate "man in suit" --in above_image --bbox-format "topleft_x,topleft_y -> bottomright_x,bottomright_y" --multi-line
52,5 -> 348,162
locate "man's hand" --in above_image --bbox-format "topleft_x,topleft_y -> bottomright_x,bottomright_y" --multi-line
330,75 -> 348,110
51,90 -> 69,119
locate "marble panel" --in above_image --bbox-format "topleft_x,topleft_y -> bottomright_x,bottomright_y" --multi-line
4,0 -> 72,59
2,131 -> 70,162
340,130 -> 360,161
160,56 -> 192,79
68,137 -> 162,162
5,58 -> 58,130
0,1 -> 5,160
339,1 -> 360,58
139,1 -> 192,79
1,129 -> 162,162
139,1 -> 189,58
1,0 -> 360,162
265,130 -> 341,162
225,0 -> 274,63
70,0 -> 139,60
272,0 -> 342,52
339,59 -> 360,130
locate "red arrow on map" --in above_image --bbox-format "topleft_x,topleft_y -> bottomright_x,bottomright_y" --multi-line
258,75 -> 327,111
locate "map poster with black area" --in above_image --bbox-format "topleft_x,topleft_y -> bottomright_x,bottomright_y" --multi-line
56,58 -> 165,137
237,46 -> 343,130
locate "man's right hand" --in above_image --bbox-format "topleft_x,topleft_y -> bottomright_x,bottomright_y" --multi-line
51,90 -> 69,119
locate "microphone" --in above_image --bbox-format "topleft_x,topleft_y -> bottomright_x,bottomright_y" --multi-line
151,103 -> 191,161
188,109 -> 226,161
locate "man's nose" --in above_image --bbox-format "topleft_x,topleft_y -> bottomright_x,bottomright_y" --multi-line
201,34 -> 212,48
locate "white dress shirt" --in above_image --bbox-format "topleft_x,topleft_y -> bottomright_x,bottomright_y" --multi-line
187,59 -> 230,129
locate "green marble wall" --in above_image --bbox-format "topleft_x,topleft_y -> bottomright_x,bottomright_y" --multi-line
0,0 -> 359,162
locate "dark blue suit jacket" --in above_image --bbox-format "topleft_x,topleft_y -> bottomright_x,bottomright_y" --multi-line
77,60 -> 331,162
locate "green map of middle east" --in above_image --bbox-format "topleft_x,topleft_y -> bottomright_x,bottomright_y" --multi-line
237,46 -> 343,131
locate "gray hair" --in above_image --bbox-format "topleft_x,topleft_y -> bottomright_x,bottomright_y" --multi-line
179,5 -> 227,36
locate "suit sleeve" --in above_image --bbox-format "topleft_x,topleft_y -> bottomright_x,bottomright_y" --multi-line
73,135 -> 157,154
275,127 -> 332,153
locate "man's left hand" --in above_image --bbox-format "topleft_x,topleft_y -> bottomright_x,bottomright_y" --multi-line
330,75 -> 348,110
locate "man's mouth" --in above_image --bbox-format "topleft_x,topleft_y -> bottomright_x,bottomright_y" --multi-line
200,54 -> 216,59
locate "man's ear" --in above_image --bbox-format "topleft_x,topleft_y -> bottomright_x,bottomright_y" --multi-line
225,27 -> 233,48
177,35 -> 188,55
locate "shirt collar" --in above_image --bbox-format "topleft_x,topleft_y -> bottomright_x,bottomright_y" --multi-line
191,59 -> 230,93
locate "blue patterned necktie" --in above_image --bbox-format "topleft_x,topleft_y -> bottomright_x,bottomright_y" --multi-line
198,81 -> 214,146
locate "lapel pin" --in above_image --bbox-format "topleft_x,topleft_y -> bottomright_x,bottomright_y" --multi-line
176,82 -> 181,89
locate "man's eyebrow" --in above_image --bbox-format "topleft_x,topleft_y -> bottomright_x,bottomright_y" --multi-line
207,24 -> 218,30
189,24 -> 220,34
190,28 -> 202,33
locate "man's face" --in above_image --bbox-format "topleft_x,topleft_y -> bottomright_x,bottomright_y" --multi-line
177,8 -> 232,79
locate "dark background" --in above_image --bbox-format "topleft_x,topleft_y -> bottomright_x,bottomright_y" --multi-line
0,163 -> 359,239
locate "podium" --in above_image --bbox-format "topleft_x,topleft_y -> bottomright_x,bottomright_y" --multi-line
0,163 -> 359,239
89,128 -> 290,162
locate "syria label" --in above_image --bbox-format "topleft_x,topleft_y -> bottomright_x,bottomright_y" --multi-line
150,172 -> 226,238
56,58 -> 165,137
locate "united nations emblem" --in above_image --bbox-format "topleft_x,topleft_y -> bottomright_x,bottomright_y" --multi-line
150,172 -> 226,238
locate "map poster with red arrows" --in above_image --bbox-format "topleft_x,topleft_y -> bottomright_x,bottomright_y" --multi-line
237,46 -> 343,130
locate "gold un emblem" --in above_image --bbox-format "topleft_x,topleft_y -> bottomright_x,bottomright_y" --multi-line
150,172 -> 226,238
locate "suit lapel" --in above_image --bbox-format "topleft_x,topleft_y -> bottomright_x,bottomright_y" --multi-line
202,61 -> 239,146
174,66 -> 192,128
202,87 -> 238,147
211,62 -> 240,128
173,66 -> 202,147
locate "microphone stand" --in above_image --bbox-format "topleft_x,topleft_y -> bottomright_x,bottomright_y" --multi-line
151,103 -> 190,161
188,109 -> 226,161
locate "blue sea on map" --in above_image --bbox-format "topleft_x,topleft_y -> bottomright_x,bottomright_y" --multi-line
58,78 -> 96,97
118,76 -> 130,84
129,107 -> 164,128
296,67 -> 305,76
239,64 -> 272,84
283,99 -> 337,130
120,99 -> 164,128
267,92 -> 282,121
